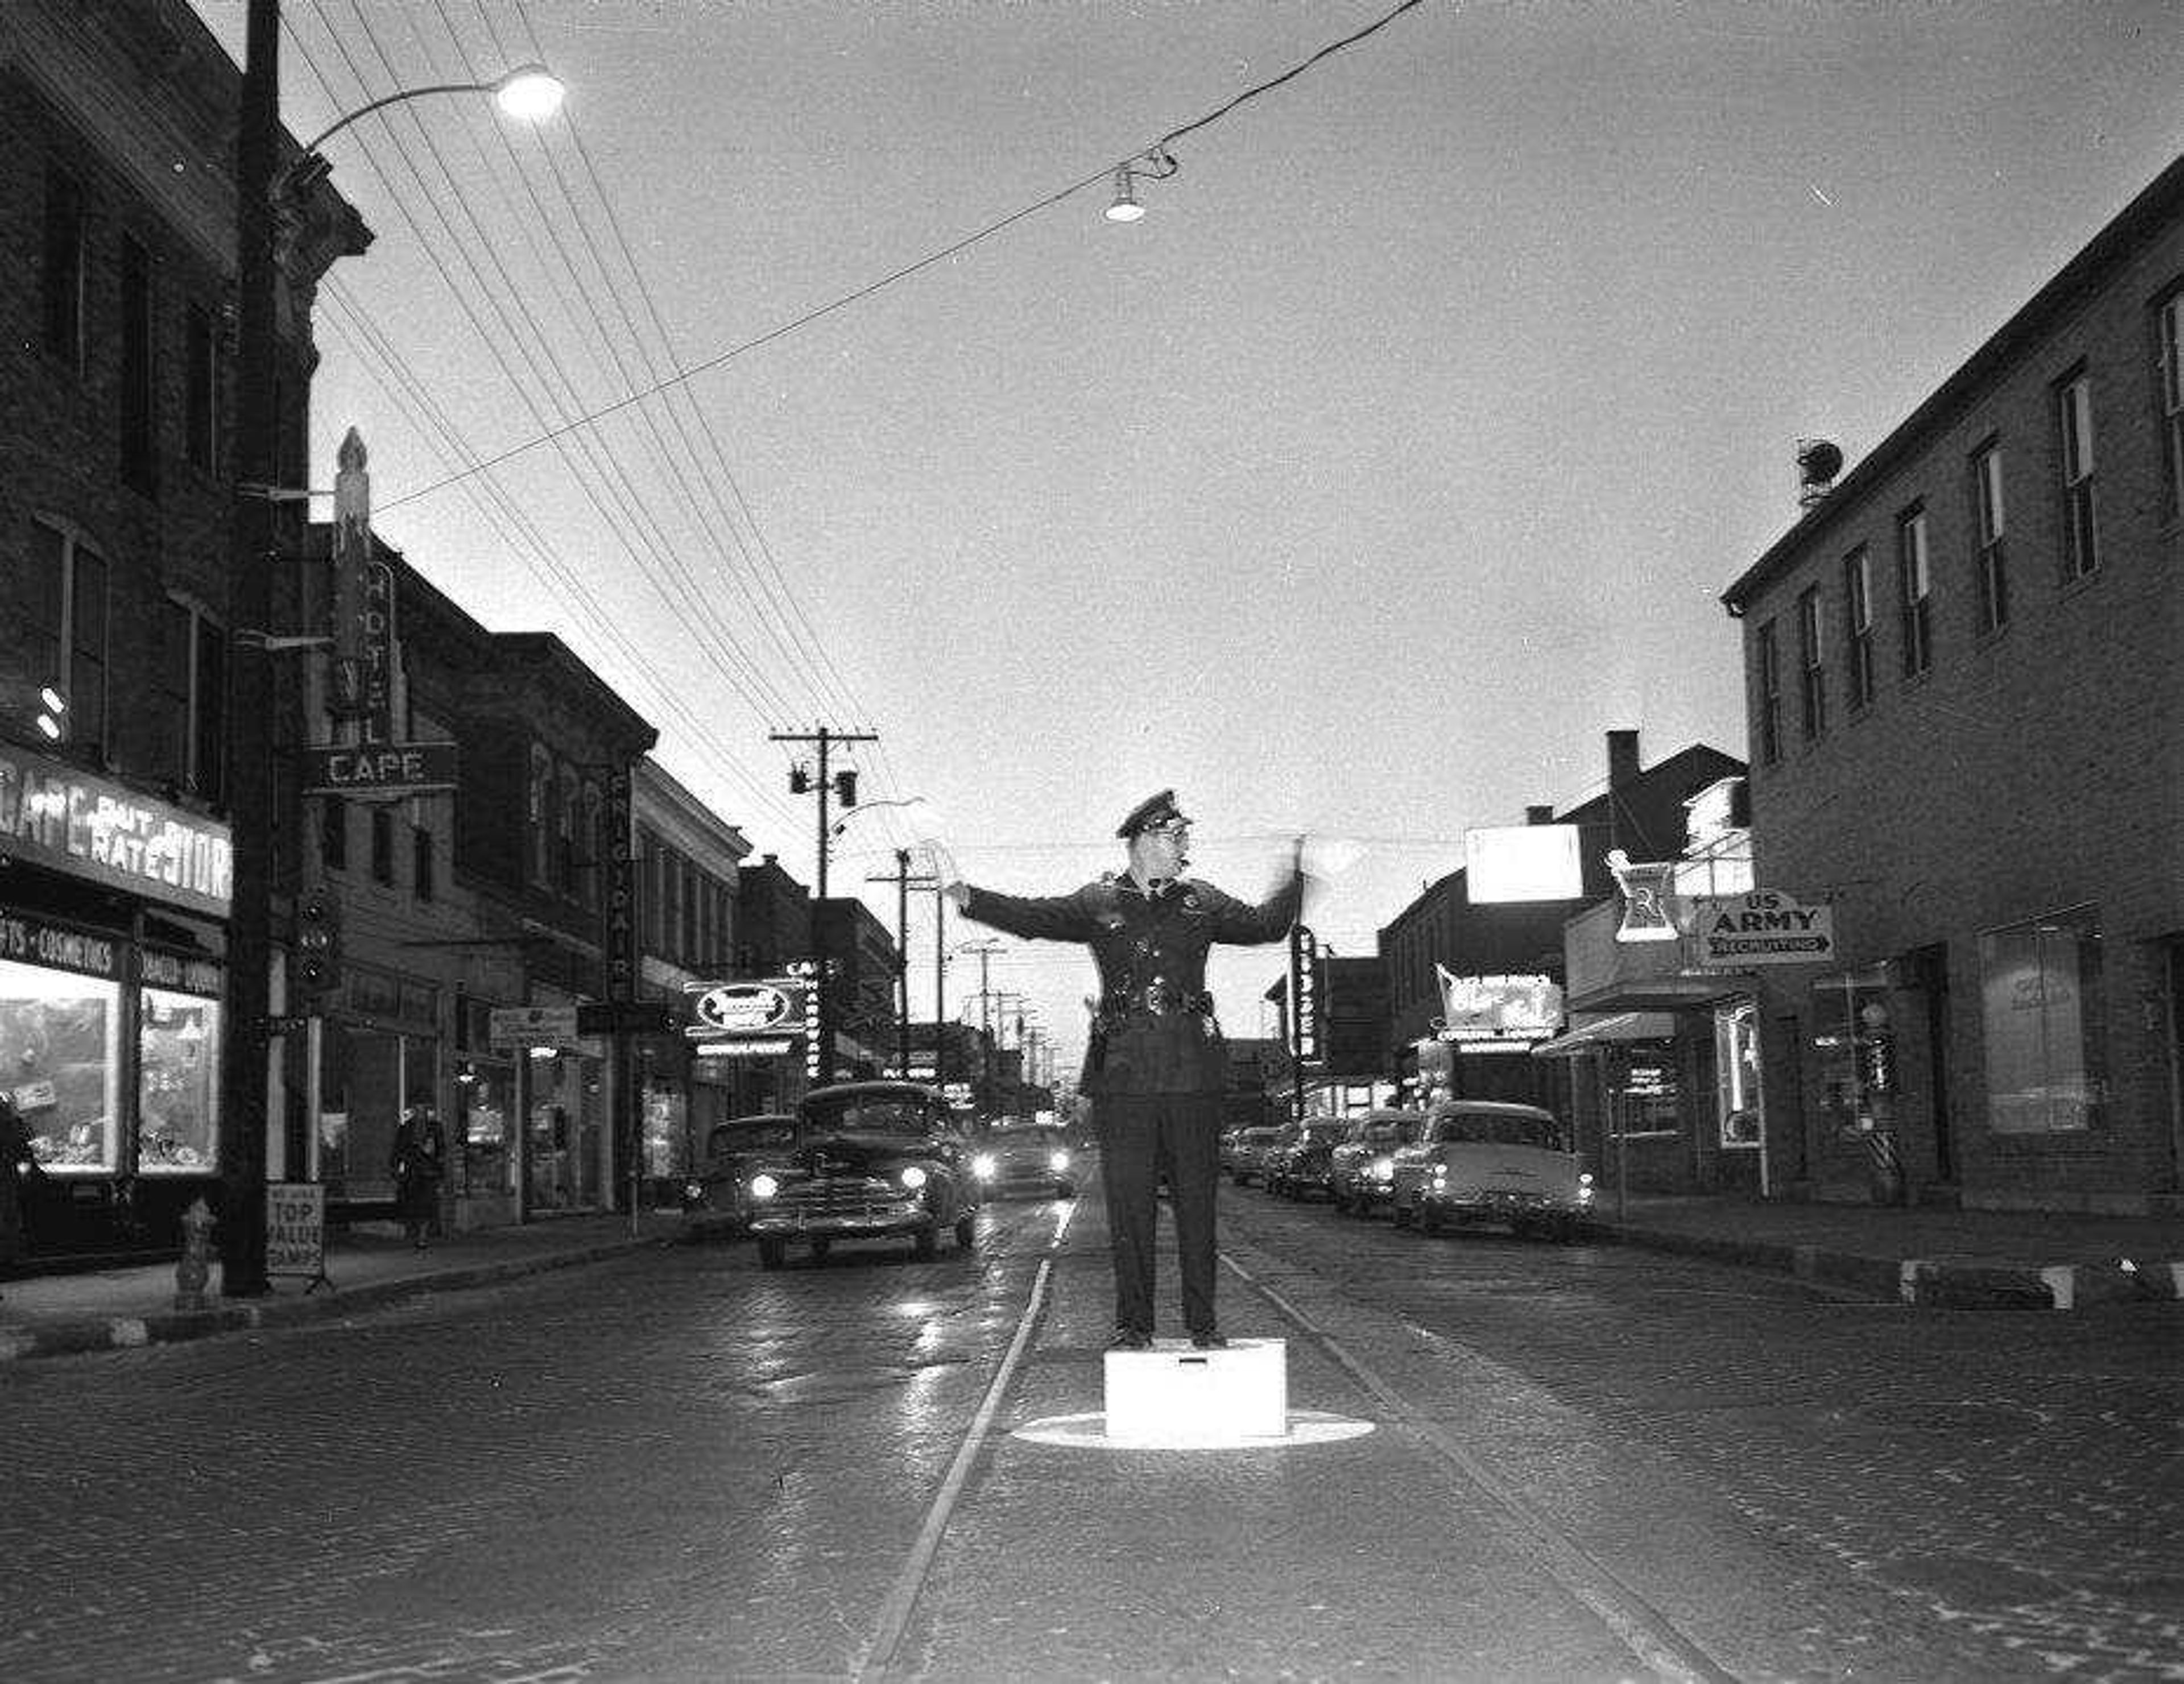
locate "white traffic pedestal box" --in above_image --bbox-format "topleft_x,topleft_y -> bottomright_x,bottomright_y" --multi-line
1102,1337 -> 1288,1445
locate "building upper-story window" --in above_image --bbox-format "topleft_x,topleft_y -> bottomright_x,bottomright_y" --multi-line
1796,585 -> 1826,739
2057,369 -> 2100,578
527,744 -> 553,886
576,780 -> 602,909
1841,546 -> 1875,710
119,235 -> 155,493
370,805 -> 395,886
184,303 -> 218,474
22,520 -> 109,759
1754,618 -> 1782,765
556,764 -> 580,897
413,826 -> 436,902
1896,504 -> 1933,678
42,167 -> 85,373
156,597 -> 225,800
1968,441 -> 2009,635
2157,290 -> 2184,523
321,793 -> 349,870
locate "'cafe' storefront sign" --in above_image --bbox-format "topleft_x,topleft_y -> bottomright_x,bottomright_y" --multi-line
0,745 -> 232,917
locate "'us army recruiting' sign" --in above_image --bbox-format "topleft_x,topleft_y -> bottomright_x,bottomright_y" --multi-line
1691,890 -> 1836,967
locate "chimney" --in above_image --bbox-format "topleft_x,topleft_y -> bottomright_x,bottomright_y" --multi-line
1796,437 -> 1843,509
1525,804 -> 1554,825
1607,729 -> 1641,795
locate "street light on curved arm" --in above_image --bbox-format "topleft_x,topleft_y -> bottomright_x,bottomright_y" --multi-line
279,64 -> 564,198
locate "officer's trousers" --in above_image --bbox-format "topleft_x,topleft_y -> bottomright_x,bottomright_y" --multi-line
1094,1092 -> 1223,1337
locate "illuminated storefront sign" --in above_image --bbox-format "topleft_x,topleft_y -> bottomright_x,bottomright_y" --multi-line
0,746 -> 232,916
1435,966 -> 1563,1048
683,979 -> 809,1054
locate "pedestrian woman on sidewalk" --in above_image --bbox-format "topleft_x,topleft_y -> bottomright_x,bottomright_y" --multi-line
943,792 -> 1302,1351
0,1095 -> 33,1295
390,1105 -> 446,1250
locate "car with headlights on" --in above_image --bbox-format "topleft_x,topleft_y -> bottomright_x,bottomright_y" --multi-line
1387,1099 -> 1592,1240
973,1123 -> 1079,1200
681,1112 -> 799,1231
1328,1107 -> 1424,1217
746,1081 -> 982,1268
1263,1116 -> 1350,1201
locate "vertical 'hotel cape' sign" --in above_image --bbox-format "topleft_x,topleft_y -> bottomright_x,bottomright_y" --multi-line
327,427 -> 395,740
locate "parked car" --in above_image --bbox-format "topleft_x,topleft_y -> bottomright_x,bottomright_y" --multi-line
746,1081 -> 983,1268
1328,1107 -> 1425,1216
1387,1100 -> 1594,1240
973,1123 -> 1079,1200
1263,1118 -> 1351,1200
1226,1125 -> 1285,1186
682,1112 -> 799,1230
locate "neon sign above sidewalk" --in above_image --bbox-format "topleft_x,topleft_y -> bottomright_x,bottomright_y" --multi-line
0,744 -> 233,917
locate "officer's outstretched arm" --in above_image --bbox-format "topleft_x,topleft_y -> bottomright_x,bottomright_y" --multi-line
958,883 -> 1102,943
1207,866 -> 1303,945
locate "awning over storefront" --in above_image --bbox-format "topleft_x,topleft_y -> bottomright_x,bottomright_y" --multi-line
1565,974 -> 1758,1014
1529,1012 -> 1679,1057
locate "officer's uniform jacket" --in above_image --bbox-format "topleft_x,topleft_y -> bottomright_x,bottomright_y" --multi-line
959,871 -> 1301,1097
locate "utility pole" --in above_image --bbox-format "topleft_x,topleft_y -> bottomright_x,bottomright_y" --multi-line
771,726 -> 876,1083
218,0 -> 282,1297
989,991 -> 1027,1123
957,938 -> 1002,1118
867,849 -> 934,1078
932,875 -> 946,1094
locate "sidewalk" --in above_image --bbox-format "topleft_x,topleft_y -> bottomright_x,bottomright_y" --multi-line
1601,1193 -> 2184,1309
0,1210 -> 686,1363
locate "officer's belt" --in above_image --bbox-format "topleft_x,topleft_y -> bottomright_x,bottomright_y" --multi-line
1098,986 -> 1215,1020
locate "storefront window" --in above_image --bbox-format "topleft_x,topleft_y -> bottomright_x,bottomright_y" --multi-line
456,1058 -> 513,1195
643,1081 -> 684,1178
0,957 -> 119,1173
1614,1044 -> 1681,1137
527,1050 -> 603,1210
1811,969 -> 1895,1137
138,986 -> 221,1173
1979,906 -> 2107,1133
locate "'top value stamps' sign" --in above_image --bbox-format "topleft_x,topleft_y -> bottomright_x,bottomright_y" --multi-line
1691,890 -> 1836,967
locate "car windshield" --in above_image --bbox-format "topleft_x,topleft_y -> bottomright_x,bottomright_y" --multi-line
1436,1110 -> 1564,1149
991,1128 -> 1063,1150
804,1094 -> 943,1137
707,1118 -> 795,1154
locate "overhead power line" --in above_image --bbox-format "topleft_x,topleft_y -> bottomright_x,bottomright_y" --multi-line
377,0 -> 1430,515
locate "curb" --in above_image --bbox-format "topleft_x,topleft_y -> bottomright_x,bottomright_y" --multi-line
1604,1222 -> 2184,1310
0,1234 -> 676,1363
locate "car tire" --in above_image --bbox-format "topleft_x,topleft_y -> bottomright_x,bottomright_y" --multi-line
757,1236 -> 786,1270
955,1212 -> 977,1251
913,1226 -> 937,1262
1420,1202 -> 1443,1236
1391,1201 -> 1412,1229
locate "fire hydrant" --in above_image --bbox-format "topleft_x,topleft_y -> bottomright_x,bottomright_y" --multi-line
173,1197 -> 215,1311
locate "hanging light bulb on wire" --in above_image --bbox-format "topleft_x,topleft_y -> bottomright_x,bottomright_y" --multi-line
1104,147 -> 1178,224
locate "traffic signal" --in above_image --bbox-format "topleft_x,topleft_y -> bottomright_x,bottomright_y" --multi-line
294,885 -> 341,997
788,763 -> 810,794
833,768 -> 857,806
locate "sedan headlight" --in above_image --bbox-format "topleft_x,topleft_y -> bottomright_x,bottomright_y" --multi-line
749,1173 -> 779,1200
900,1165 -> 928,1190
682,1180 -> 704,1201
1049,1149 -> 1072,1173
1371,1157 -> 1394,1181
971,1152 -> 998,1179
1431,1164 -> 1448,1182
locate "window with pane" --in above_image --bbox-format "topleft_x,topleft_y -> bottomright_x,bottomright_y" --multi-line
527,745 -> 553,885
1971,442 -> 2008,634
23,522 -> 109,756
1841,547 -> 1874,709
1979,905 -> 2107,1133
578,781 -> 602,909
1796,585 -> 1826,739
556,764 -> 580,896
1754,619 -> 1781,764
1,959 -> 120,1173
2158,292 -> 2184,521
185,303 -> 217,473
370,805 -> 394,885
119,235 -> 155,491
42,167 -> 84,370
1896,506 -> 1932,677
413,825 -> 435,901
139,986 -> 221,1173
321,793 -> 348,870
2057,371 -> 2099,578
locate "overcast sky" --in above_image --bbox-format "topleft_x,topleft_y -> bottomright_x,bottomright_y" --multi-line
189,0 -> 2182,1071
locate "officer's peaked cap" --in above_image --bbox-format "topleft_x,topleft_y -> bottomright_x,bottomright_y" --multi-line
1117,789 -> 1189,839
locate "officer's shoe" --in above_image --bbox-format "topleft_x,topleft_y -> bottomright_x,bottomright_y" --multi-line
1109,1327 -> 1152,1351
1189,1329 -> 1227,1350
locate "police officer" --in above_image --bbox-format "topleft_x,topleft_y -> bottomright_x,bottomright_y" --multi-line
944,792 -> 1301,1349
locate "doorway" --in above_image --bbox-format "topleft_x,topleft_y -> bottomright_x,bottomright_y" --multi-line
1908,945 -> 1954,1185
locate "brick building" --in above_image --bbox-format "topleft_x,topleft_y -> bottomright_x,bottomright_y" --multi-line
1720,154 -> 2184,1213
0,2 -> 363,1263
